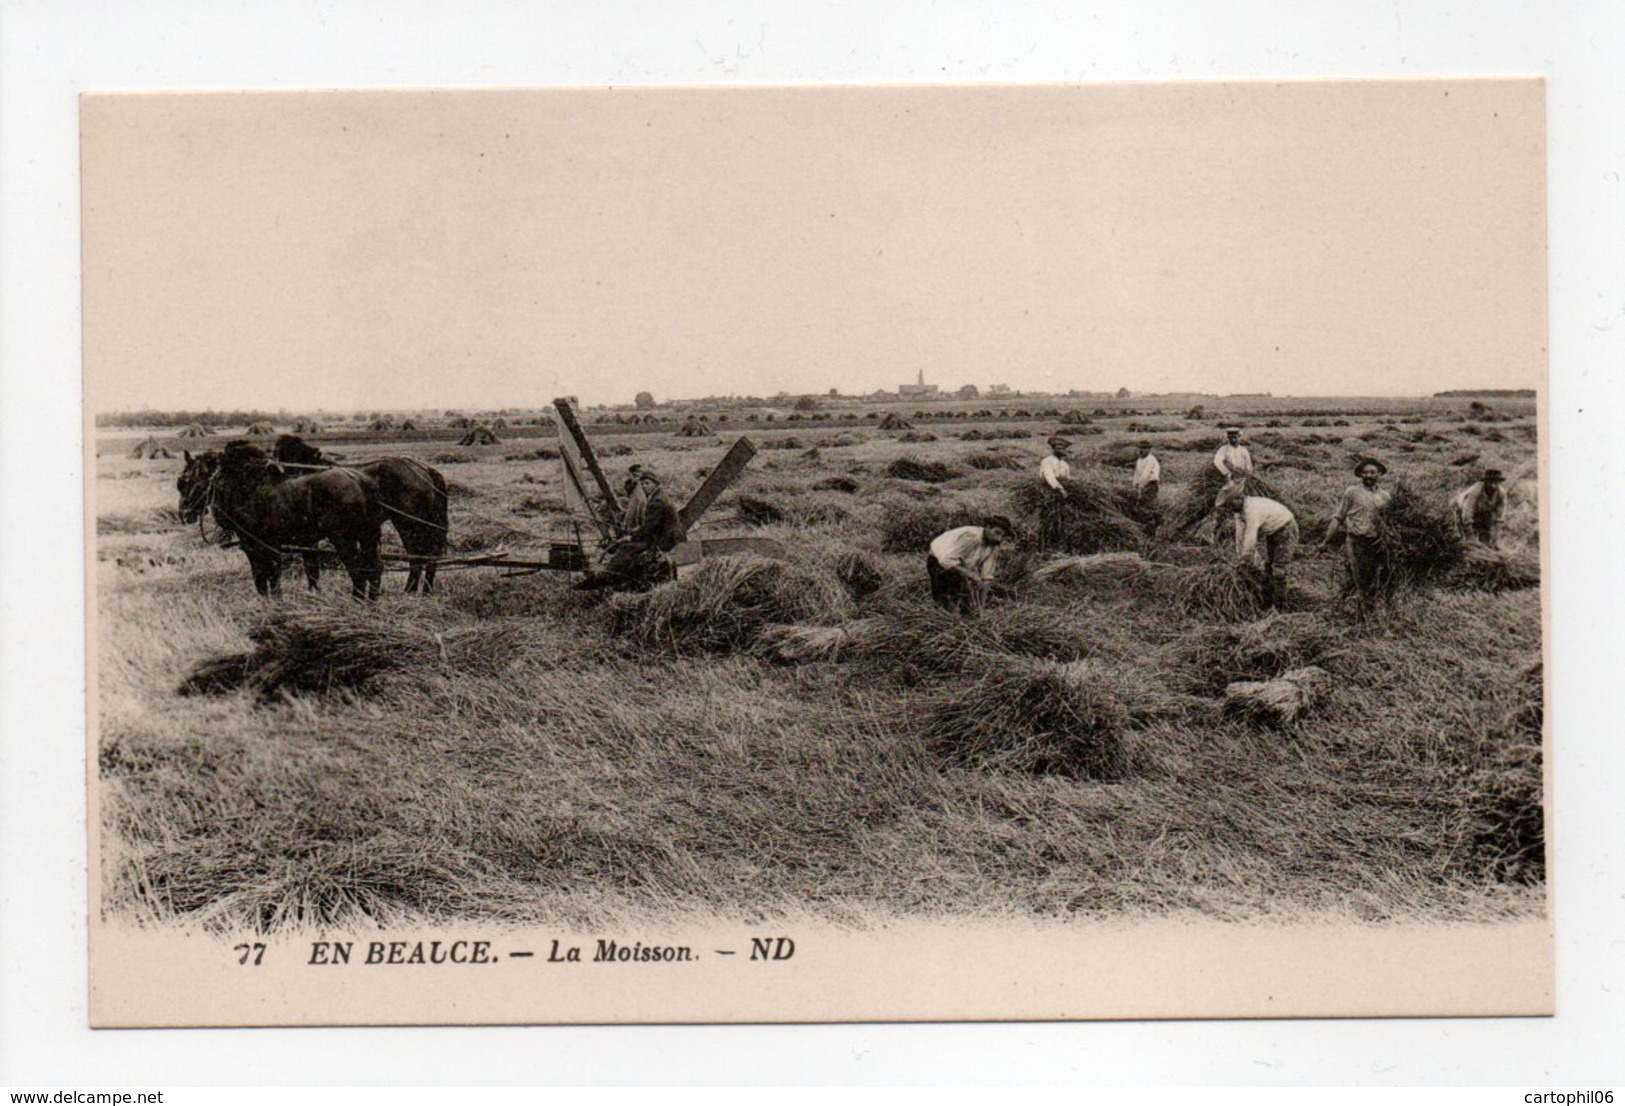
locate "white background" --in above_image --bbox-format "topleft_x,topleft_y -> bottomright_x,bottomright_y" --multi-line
3,0 -> 1621,1087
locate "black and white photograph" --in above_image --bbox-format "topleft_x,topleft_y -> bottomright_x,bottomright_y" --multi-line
79,80 -> 1551,1027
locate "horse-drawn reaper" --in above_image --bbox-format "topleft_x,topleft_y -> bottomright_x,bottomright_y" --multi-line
177,398 -> 779,596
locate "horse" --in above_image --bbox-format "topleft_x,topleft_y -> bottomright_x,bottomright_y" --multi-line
211,441 -> 385,599
274,434 -> 449,593
176,450 -> 221,527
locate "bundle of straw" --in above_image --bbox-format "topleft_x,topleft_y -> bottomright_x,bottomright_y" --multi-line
847,603 -> 1088,685
885,456 -> 960,483
878,501 -> 980,554
1028,552 -> 1150,589
1173,614 -> 1343,694
1222,665 -> 1328,726
919,657 -> 1129,780
1373,482 -> 1465,598
734,495 -> 786,526
1162,467 -> 1293,540
1010,477 -> 1145,554
754,620 -> 878,664
963,450 -> 1025,471
606,554 -> 855,654
1154,559 -> 1270,623
1452,545 -> 1540,592
178,609 -> 524,698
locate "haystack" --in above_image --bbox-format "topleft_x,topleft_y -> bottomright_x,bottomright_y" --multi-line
244,420 -> 276,435
174,423 -> 215,439
127,437 -> 172,460
1011,476 -> 1144,554
1057,410 -> 1092,426
676,416 -> 715,438
399,418 -> 418,431
919,657 -> 1129,780
879,413 -> 914,430
458,425 -> 500,446
369,415 -> 396,431
291,418 -> 322,434
1223,665 -> 1328,726
898,430 -> 938,443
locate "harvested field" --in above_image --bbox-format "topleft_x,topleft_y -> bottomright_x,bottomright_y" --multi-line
93,397 -> 1545,932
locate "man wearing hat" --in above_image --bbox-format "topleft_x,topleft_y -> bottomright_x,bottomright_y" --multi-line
1132,440 -> 1161,508
578,468 -> 686,590
1040,436 -> 1072,497
1320,457 -> 1393,606
1213,426 -> 1254,479
1453,469 -> 1508,548
1215,480 -> 1298,608
927,515 -> 1014,616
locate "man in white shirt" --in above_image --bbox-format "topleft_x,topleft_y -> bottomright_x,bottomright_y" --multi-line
1213,426 -> 1254,479
1216,481 -> 1298,608
1132,440 -> 1161,508
927,516 -> 1014,616
1452,468 -> 1506,548
1039,436 -> 1072,497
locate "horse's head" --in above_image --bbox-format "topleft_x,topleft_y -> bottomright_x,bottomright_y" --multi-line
176,450 -> 220,523
273,433 -> 325,467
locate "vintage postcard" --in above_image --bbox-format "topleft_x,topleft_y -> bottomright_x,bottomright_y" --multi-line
83,81 -> 1549,1027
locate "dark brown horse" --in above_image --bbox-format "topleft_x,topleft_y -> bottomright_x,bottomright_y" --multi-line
212,442 -> 385,599
274,434 -> 449,593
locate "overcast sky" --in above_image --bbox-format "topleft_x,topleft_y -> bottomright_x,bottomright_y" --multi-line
82,81 -> 1544,412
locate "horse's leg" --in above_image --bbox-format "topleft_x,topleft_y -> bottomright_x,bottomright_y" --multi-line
249,553 -> 272,597
303,551 -> 322,591
360,527 -> 383,600
332,538 -> 366,600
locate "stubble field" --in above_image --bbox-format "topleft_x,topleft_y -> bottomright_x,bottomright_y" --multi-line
94,396 -> 1544,932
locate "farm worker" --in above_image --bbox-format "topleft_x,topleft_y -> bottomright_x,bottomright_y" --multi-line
1133,440 -> 1161,507
1216,482 -> 1298,608
927,515 -> 1014,617
1213,426 -> 1254,479
1452,469 -> 1506,548
1040,436 -> 1072,497
621,464 -> 647,534
1320,457 -> 1392,606
578,470 -> 686,591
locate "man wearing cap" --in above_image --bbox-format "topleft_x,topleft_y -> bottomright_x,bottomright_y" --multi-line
1133,440 -> 1161,508
1320,458 -> 1392,606
1215,481 -> 1298,608
578,469 -> 686,590
1213,426 -> 1254,479
927,516 -> 1014,616
1040,436 -> 1072,497
1452,469 -> 1507,548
